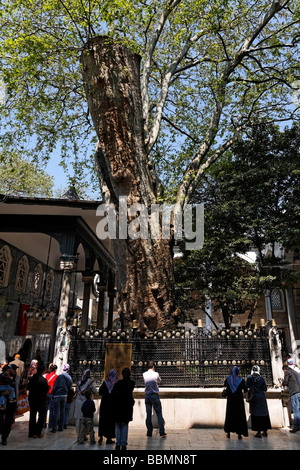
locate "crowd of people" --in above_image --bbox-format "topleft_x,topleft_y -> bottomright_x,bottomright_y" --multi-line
223,358 -> 300,440
0,353 -> 165,449
0,352 -> 300,448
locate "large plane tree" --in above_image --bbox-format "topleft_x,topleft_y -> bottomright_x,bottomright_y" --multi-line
0,0 -> 299,333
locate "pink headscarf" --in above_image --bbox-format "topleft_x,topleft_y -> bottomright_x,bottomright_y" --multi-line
105,369 -> 118,393
27,360 -> 38,378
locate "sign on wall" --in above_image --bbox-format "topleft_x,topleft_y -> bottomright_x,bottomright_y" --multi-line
104,343 -> 132,380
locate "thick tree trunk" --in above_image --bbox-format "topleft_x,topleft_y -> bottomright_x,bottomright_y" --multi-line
81,36 -> 177,333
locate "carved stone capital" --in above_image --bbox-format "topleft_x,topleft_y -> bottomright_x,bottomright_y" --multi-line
60,254 -> 77,271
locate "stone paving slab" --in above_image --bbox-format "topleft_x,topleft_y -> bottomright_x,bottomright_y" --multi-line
1,412 -> 299,454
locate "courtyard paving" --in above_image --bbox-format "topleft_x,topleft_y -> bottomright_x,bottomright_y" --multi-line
1,411 -> 299,454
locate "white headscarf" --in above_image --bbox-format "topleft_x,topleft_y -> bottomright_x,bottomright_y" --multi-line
251,365 -> 261,381
78,369 -> 94,394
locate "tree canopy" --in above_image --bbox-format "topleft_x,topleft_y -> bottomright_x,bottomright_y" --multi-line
1,1 -> 300,331
0,0 -> 299,200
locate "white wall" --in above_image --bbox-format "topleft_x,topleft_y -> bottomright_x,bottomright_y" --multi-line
69,388 -> 287,430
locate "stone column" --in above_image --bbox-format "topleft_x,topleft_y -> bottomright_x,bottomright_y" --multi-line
285,288 -> 298,360
107,290 -> 116,330
205,295 -> 213,331
81,274 -> 94,331
268,323 -> 283,387
53,255 -> 77,374
96,285 -> 106,329
106,270 -> 116,330
265,289 -> 273,321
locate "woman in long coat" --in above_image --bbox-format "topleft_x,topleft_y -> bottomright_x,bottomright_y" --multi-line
224,366 -> 248,439
27,364 -> 49,438
245,365 -> 271,438
98,369 -> 119,444
74,369 -> 97,440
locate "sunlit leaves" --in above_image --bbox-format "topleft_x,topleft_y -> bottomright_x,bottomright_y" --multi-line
0,0 -> 299,198
0,151 -> 54,197
175,122 -> 300,325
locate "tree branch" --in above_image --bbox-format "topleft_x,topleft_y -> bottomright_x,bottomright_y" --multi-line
58,0 -> 86,45
161,115 -> 200,143
175,0 -> 288,207
141,0 -> 182,139
146,30 -> 201,154
184,133 -> 240,206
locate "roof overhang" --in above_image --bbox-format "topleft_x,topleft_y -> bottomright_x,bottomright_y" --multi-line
0,194 -> 116,271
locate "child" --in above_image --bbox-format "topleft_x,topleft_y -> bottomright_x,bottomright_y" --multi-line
0,365 -> 16,409
78,390 -> 96,444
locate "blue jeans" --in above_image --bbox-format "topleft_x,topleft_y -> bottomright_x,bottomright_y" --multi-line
52,396 -> 67,431
64,402 -> 72,426
290,392 -> 300,430
44,395 -> 55,428
116,422 -> 128,447
145,393 -> 165,436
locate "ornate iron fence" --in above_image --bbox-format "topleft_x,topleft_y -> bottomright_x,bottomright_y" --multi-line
68,326 -> 273,388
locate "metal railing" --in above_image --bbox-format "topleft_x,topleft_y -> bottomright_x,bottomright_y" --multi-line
68,326 -> 273,388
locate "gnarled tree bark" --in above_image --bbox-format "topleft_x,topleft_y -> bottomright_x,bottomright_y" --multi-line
81,36 -> 177,333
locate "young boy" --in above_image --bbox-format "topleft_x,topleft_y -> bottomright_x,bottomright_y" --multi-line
0,365 -> 16,409
78,390 -> 96,444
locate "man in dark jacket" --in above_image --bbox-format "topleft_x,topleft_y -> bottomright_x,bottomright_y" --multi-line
112,368 -> 135,450
283,362 -> 300,433
27,364 -> 49,438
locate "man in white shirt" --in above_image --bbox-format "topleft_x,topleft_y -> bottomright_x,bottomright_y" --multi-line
143,361 -> 166,438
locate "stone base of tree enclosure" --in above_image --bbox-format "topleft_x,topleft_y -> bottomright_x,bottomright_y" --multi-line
130,388 -> 287,429
67,322 -> 288,428
68,389 -> 288,429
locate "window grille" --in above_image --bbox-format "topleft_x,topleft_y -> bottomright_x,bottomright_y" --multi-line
0,245 -> 12,287
271,289 -> 283,311
45,269 -> 54,299
68,327 -> 273,388
15,256 -> 29,293
31,264 -> 43,297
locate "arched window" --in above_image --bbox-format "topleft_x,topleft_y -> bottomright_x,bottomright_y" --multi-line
31,264 -> 43,297
0,245 -> 12,287
15,255 -> 29,293
271,289 -> 284,311
45,269 -> 54,299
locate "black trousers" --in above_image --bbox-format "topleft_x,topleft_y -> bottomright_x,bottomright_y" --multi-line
28,404 -> 47,437
0,401 -> 16,443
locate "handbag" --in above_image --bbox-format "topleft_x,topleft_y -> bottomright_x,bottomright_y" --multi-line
246,385 -> 254,403
222,387 -> 229,398
16,389 -> 30,415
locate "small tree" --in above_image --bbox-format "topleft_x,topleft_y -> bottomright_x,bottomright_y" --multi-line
0,152 -> 54,197
175,123 -> 300,327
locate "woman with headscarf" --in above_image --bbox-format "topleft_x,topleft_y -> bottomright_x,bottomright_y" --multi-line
98,369 -> 118,445
224,366 -> 248,439
20,359 -> 38,391
27,360 -> 38,379
74,369 -> 97,440
245,365 -> 271,438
